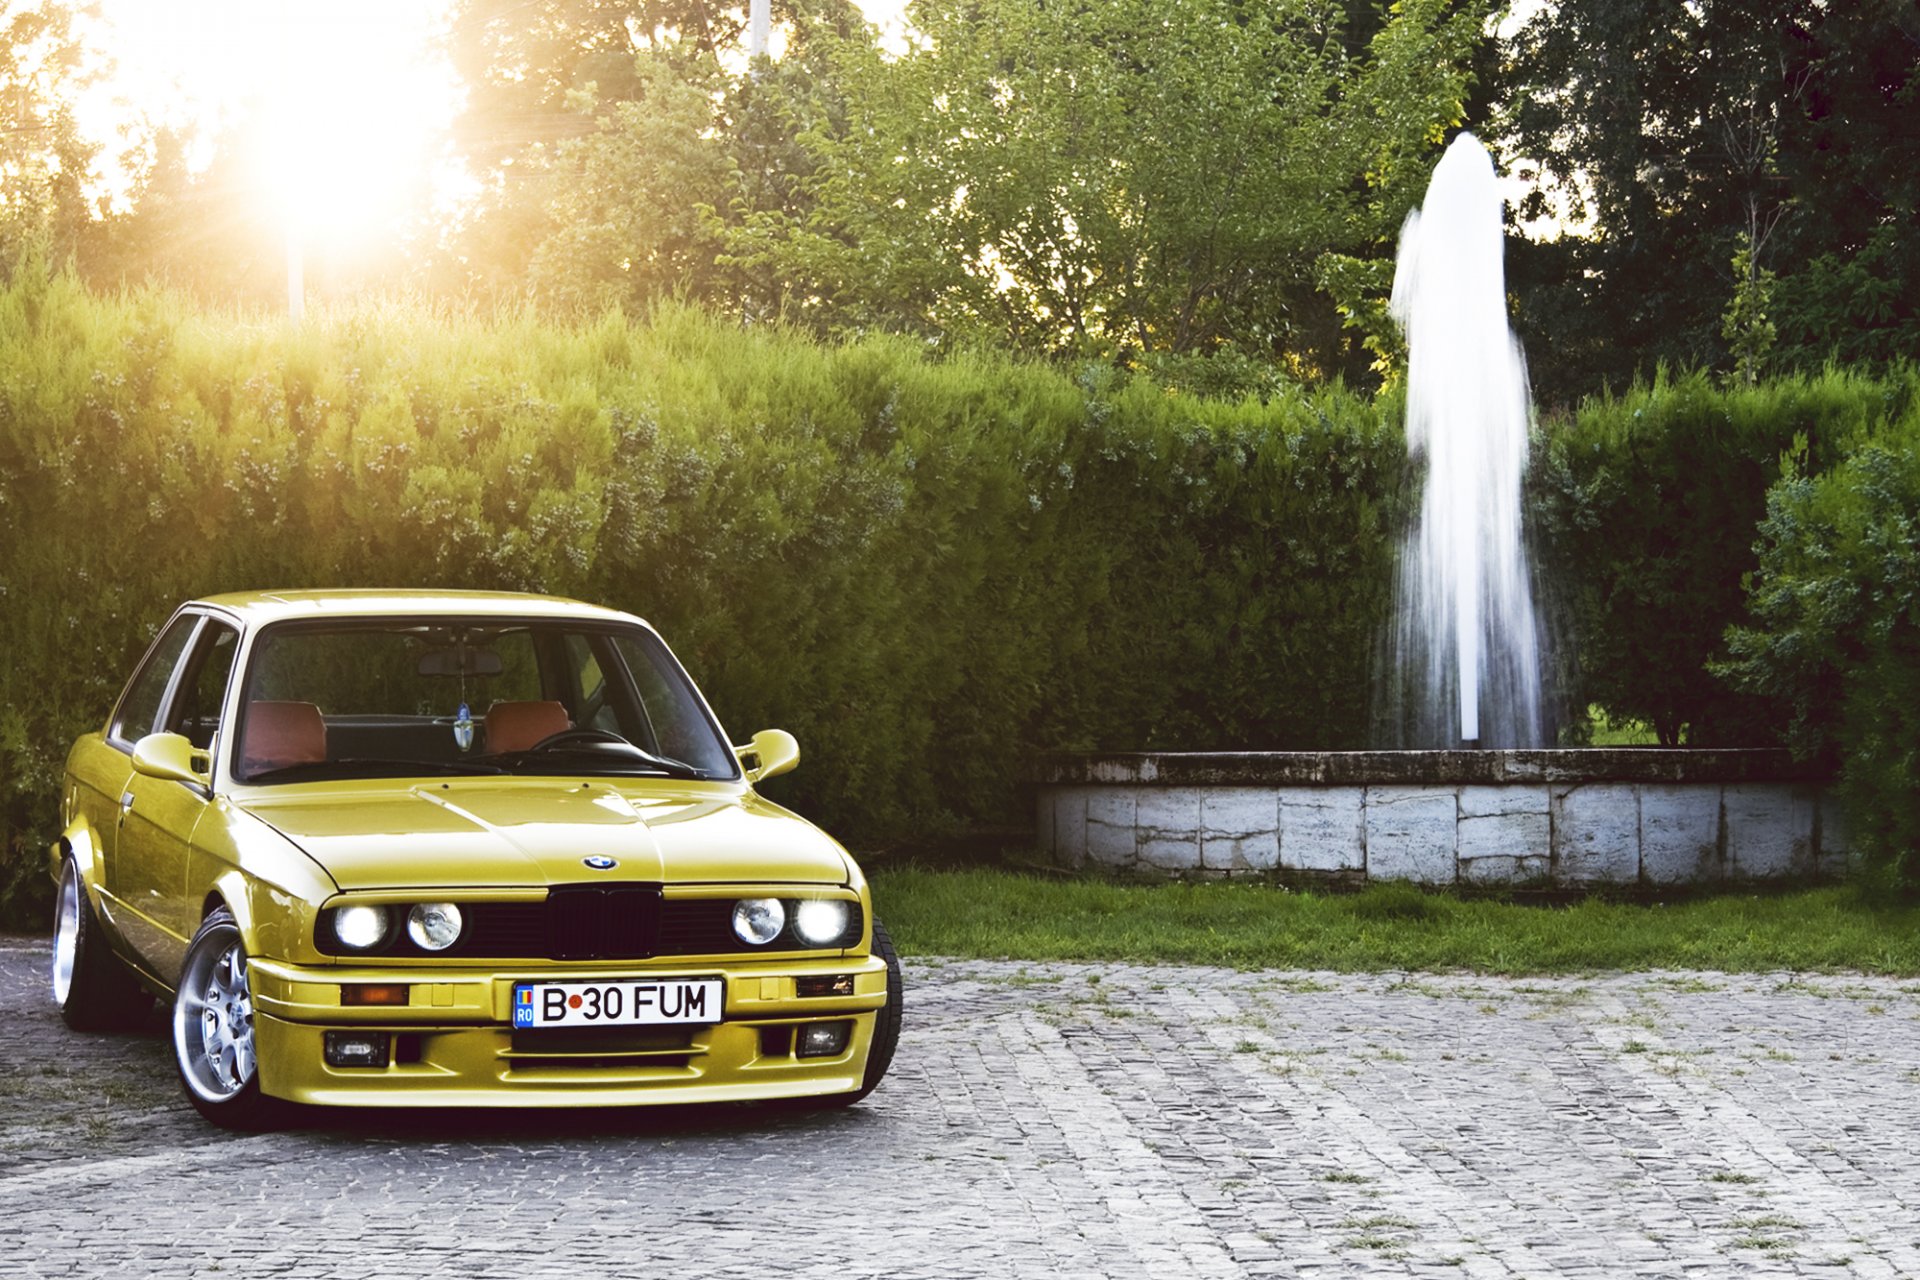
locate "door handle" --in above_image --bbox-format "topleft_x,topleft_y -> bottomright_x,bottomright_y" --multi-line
119,791 -> 135,818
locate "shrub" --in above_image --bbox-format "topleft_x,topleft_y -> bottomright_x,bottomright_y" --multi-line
1719,400 -> 1920,888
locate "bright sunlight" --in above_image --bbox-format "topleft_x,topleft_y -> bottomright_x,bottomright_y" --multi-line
82,0 -> 466,259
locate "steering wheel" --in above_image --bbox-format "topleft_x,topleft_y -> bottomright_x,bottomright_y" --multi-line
524,728 -> 632,753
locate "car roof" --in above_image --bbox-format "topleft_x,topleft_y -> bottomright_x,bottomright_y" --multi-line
191,589 -> 644,627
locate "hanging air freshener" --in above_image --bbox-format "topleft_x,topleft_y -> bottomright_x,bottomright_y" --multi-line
453,701 -> 474,752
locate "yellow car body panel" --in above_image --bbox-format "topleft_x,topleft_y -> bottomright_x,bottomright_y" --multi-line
52,590 -> 894,1115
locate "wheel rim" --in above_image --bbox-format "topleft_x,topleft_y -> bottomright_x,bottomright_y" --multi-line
51,868 -> 80,1006
173,927 -> 256,1103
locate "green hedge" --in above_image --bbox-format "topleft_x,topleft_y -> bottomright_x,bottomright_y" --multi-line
4,270 -> 1911,926
1529,369 -> 1916,745
0,273 -> 1407,924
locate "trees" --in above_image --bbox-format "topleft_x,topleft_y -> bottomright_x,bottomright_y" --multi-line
0,1 -> 99,271
1497,0 -> 1920,405
439,0 -> 860,309
730,0 -> 1483,376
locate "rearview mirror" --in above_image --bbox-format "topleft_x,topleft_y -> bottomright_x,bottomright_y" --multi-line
131,732 -> 211,788
737,729 -> 799,784
418,646 -> 504,678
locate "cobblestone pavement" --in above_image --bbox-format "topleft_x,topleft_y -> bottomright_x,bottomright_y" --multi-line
4,937 -> 1919,1279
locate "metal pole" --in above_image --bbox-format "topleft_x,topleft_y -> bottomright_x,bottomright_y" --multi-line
748,0 -> 769,60
282,0 -> 304,323
287,225 -> 305,324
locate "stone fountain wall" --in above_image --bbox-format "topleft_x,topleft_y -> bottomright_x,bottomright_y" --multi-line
1033,751 -> 1844,886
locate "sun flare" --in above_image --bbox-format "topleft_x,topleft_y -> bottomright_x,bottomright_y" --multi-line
85,0 -> 466,260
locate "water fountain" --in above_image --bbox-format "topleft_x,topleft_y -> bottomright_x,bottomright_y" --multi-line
1383,133 -> 1544,748
1033,136 -> 1837,888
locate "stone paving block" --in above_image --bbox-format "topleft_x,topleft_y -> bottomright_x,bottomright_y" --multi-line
1199,788 -> 1279,873
1136,788 -> 1202,872
1363,786 -> 1458,884
1639,784 -> 1722,884
6,929 -> 1916,1280
1552,784 -> 1640,883
1278,787 -> 1365,873
1086,788 -> 1138,868
1724,783 -> 1815,879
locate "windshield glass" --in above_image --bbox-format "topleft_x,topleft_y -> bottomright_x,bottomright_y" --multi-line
231,619 -> 739,784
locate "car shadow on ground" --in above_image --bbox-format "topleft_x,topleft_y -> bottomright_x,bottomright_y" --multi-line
286,1095 -> 879,1145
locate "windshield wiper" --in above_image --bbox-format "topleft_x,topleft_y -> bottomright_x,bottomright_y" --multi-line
494,743 -> 707,779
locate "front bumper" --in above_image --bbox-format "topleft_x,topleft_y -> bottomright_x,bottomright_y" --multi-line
246,955 -> 889,1107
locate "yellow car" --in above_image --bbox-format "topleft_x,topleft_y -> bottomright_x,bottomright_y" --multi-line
49,590 -> 900,1128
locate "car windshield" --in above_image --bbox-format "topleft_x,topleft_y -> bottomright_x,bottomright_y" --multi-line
231,619 -> 740,784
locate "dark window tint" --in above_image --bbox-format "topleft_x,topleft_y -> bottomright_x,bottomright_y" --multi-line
109,617 -> 199,746
167,623 -> 239,751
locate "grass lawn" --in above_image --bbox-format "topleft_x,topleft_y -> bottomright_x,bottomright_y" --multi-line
868,866 -> 1920,974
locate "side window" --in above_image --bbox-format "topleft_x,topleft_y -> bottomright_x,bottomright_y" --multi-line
564,634 -> 625,735
166,622 -> 240,751
108,616 -> 200,748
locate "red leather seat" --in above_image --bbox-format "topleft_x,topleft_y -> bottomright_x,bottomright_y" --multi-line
240,701 -> 327,775
485,701 -> 571,754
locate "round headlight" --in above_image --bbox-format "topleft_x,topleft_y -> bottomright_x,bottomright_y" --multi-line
333,904 -> 391,951
407,902 -> 464,952
792,899 -> 851,947
732,897 -> 786,946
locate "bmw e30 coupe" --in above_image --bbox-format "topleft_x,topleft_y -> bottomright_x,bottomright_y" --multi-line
50,590 -> 900,1128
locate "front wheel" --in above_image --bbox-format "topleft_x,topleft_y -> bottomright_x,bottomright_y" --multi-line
172,907 -> 284,1130
51,856 -> 150,1031
819,917 -> 903,1108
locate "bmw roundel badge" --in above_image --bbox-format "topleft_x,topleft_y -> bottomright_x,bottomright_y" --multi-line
583,855 -> 618,870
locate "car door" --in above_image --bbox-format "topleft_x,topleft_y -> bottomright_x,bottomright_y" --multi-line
94,615 -> 202,972
115,617 -> 239,980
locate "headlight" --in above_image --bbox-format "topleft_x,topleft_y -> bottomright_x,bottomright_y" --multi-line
792,899 -> 851,947
333,904 -> 391,951
732,897 -> 786,946
407,902 -> 464,951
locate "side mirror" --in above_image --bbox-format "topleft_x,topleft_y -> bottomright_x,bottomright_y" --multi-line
736,729 -> 800,784
131,732 -> 211,788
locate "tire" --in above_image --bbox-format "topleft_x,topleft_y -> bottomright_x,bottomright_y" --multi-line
172,907 -> 285,1131
818,917 -> 903,1108
51,855 -> 151,1031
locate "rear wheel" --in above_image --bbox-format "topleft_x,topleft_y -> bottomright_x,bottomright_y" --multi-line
51,856 -> 151,1031
172,907 -> 285,1130
818,917 -> 902,1107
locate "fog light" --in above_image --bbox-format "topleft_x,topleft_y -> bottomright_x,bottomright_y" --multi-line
795,974 -> 855,998
796,1020 -> 851,1058
323,1030 -> 391,1068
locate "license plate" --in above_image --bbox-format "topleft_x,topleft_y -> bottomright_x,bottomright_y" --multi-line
512,978 -> 722,1029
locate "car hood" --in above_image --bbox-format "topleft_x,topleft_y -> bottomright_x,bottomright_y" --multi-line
235,780 -> 851,893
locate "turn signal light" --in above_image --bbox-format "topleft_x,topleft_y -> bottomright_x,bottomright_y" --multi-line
341,984 -> 410,1007
795,974 -> 856,998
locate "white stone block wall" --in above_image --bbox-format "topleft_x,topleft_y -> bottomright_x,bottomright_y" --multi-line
1037,779 -> 1839,886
